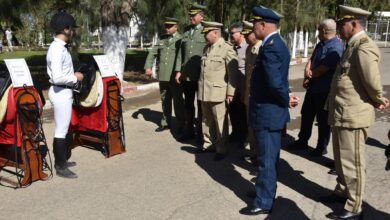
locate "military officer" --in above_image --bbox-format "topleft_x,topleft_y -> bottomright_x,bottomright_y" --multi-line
240,6 -> 290,215
175,3 -> 207,142
197,21 -> 239,161
144,17 -> 185,133
322,5 -> 389,219
241,20 -> 262,160
228,22 -> 248,145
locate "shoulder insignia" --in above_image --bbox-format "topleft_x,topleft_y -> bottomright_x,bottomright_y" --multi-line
268,39 -> 274,45
360,37 -> 368,44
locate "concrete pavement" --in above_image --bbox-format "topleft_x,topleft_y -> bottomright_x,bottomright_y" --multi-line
0,49 -> 389,219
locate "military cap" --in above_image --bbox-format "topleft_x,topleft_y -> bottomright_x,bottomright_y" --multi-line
189,3 -> 206,15
164,17 -> 179,25
251,6 -> 282,23
242,20 -> 253,35
201,21 -> 223,33
338,5 -> 371,21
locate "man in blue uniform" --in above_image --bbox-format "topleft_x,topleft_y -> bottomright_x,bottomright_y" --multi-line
240,6 -> 290,215
289,19 -> 343,157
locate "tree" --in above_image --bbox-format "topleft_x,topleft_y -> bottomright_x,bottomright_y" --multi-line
101,0 -> 134,82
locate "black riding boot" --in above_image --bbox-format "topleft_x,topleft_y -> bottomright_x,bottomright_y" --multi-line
53,138 -> 77,179
65,133 -> 76,167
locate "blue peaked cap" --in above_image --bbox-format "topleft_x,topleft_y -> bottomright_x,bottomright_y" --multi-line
251,6 -> 281,23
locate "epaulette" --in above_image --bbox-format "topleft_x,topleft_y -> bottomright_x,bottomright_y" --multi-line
360,37 -> 368,44
226,41 -> 233,46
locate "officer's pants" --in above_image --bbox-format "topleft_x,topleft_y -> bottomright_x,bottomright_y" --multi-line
182,81 -> 202,134
332,126 -> 367,213
201,101 -> 228,154
253,129 -> 281,209
159,81 -> 184,128
245,103 -> 256,156
298,91 -> 330,149
228,91 -> 247,141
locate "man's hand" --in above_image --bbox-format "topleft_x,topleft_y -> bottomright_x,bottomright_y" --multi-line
226,95 -> 234,104
75,72 -> 84,81
145,68 -> 153,76
175,72 -> 182,84
302,78 -> 310,89
289,93 -> 299,108
375,97 -> 390,110
304,68 -> 312,79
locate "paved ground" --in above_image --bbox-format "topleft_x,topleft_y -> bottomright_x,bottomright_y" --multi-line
0,48 -> 390,220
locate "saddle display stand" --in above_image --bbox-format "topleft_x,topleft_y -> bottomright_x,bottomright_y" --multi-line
70,75 -> 126,158
0,85 -> 52,187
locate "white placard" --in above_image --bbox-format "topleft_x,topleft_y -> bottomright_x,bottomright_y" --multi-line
93,55 -> 117,78
4,59 -> 34,88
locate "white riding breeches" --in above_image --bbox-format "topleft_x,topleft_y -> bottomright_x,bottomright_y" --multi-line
48,86 -> 73,138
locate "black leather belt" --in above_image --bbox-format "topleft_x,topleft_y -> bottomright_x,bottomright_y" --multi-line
52,84 -> 74,89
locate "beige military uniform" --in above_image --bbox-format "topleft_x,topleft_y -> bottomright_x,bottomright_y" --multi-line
198,37 -> 238,153
327,31 -> 386,213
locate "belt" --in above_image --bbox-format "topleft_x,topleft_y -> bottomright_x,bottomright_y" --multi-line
52,84 -> 74,89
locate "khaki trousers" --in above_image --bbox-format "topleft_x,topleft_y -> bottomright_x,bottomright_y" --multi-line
201,101 -> 228,154
332,126 -> 367,213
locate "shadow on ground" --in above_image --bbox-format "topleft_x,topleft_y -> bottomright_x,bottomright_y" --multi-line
132,108 -> 161,127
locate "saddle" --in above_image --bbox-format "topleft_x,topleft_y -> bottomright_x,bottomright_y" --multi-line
0,64 -> 11,100
74,63 -> 97,107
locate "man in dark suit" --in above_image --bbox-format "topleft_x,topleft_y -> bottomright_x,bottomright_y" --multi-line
240,6 -> 290,215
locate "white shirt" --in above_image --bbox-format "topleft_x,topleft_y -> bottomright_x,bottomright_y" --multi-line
5,30 -> 12,40
46,38 -> 77,86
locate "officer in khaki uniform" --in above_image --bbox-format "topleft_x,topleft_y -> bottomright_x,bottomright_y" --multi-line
324,5 -> 389,219
144,17 -> 185,133
175,3 -> 207,142
242,20 -> 262,159
197,21 -> 239,161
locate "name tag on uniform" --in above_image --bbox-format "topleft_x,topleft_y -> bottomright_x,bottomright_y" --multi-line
93,55 -> 117,78
4,59 -> 33,88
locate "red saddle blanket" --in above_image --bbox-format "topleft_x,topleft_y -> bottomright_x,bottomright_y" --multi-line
70,77 -> 118,133
0,86 -> 43,145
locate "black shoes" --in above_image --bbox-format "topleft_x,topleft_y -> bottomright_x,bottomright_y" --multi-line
55,165 -> 78,179
319,194 -> 347,203
326,209 -> 362,219
239,206 -> 271,215
155,125 -> 170,132
309,148 -> 328,157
